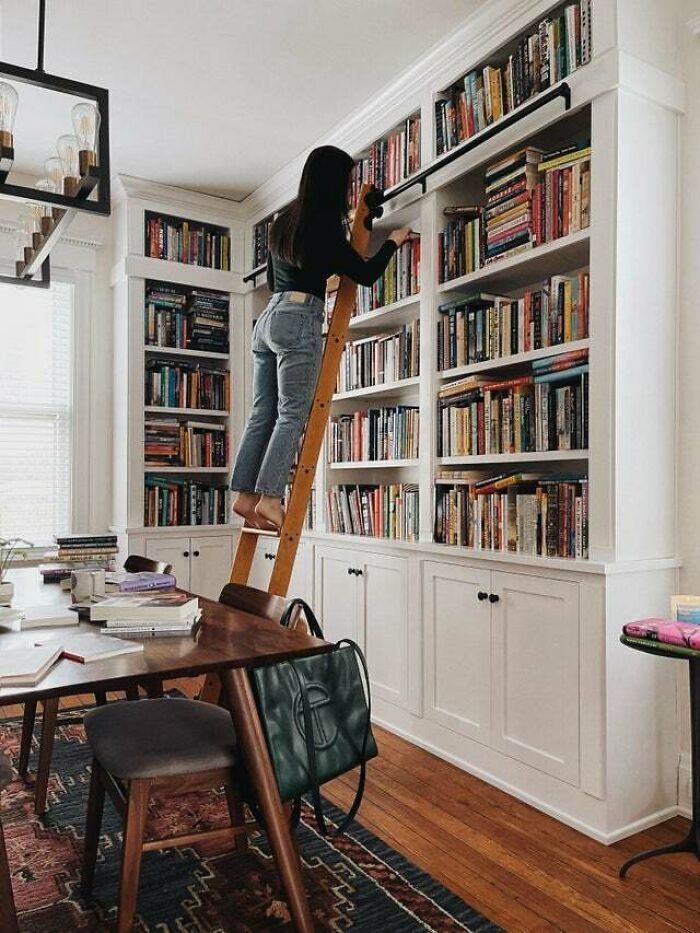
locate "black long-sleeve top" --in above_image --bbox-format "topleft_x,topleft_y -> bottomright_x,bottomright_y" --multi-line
266,220 -> 397,300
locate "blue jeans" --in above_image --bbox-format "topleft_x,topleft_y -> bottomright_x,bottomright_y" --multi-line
231,292 -> 324,498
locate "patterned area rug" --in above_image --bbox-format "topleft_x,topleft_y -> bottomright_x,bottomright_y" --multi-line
0,714 -> 501,932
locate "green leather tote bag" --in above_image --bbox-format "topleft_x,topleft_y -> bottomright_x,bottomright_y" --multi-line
250,598 -> 378,835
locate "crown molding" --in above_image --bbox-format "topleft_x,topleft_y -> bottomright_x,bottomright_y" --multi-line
240,0 -> 552,222
0,221 -> 102,249
114,174 -> 247,222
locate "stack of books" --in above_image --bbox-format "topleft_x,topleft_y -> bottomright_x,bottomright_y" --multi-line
144,477 -> 230,527
145,212 -> 231,271
532,143 -> 591,244
436,274 -> 589,370
145,360 -> 230,410
188,289 -> 230,353
348,114 -> 421,210
356,235 -> 420,315
434,473 -> 588,559
90,592 -> 201,636
328,406 -> 419,463
40,534 -> 118,583
484,147 -> 542,263
145,419 -> 229,468
438,206 -> 483,283
435,1 -> 593,155
326,484 -> 419,541
104,570 -> 177,593
437,351 -> 589,456
337,321 -> 420,393
144,283 -> 189,348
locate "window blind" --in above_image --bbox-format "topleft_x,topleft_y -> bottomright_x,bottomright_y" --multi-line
0,281 -> 74,545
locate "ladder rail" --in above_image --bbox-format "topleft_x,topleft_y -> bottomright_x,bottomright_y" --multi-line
230,183 -> 373,596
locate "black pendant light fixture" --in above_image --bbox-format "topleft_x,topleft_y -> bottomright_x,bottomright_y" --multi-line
0,0 -> 110,288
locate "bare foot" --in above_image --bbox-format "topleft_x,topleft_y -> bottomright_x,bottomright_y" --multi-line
232,492 -> 261,526
255,495 -> 285,531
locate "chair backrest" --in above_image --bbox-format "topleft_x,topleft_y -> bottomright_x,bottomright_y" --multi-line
218,582 -> 292,626
124,554 -> 173,576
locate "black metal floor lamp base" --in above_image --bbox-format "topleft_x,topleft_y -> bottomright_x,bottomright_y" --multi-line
619,655 -> 700,878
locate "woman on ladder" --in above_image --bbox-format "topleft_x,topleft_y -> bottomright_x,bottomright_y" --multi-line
231,145 -> 410,530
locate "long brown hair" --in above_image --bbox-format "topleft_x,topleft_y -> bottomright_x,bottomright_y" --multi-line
270,145 -> 354,267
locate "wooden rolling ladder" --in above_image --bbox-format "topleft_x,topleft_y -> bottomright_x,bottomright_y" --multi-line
232,182 -> 373,596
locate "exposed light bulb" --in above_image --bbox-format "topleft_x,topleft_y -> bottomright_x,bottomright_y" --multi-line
57,134 -> 80,195
35,178 -> 56,232
44,156 -> 64,190
16,205 -> 35,267
71,102 -> 100,174
0,82 -> 19,149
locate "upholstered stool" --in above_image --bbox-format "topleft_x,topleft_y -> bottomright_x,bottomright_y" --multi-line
0,752 -> 18,932
83,697 -> 250,933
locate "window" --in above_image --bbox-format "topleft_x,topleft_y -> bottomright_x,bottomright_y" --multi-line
0,281 -> 75,545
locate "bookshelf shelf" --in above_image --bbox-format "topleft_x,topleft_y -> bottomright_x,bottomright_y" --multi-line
144,406 -> 230,417
438,338 -> 590,380
349,294 -> 421,332
143,466 -> 231,474
123,255 -> 241,292
437,450 -> 589,466
437,228 -> 590,295
144,345 -> 230,362
333,376 -> 420,402
328,459 -> 419,470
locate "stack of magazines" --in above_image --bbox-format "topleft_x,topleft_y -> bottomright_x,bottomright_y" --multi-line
89,593 -> 201,636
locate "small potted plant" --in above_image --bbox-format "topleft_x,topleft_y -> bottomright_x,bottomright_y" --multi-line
0,538 -> 33,605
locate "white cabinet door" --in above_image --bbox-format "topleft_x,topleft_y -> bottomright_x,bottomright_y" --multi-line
361,552 -> 409,709
314,545 -> 361,644
423,561 -> 491,744
145,536 -> 191,590
490,571 -> 580,785
190,535 -> 234,600
247,540 -> 313,604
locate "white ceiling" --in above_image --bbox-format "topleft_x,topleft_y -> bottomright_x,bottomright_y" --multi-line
0,0 -> 479,201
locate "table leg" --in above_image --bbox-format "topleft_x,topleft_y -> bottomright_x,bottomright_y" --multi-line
18,699 -> 37,776
620,657 -> 700,876
219,668 -> 314,933
35,697 -> 58,815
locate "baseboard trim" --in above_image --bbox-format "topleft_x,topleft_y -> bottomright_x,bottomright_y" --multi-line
372,714 -> 681,845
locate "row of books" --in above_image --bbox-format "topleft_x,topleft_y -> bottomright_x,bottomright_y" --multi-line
144,478 -> 231,527
438,207 -> 483,282
328,406 -> 419,463
144,419 -> 229,468
436,273 -> 589,371
337,321 -> 420,394
356,236 -> 421,315
437,352 -> 588,456
532,145 -> 591,245
435,1 -> 592,155
144,361 -> 230,411
348,114 -> 421,210
326,484 -> 419,541
434,474 -> 588,559
251,214 -> 275,270
144,284 -> 230,354
145,213 -> 231,271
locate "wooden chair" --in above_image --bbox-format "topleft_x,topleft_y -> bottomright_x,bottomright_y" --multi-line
17,554 -> 173,813
82,698 -> 249,933
0,752 -> 18,933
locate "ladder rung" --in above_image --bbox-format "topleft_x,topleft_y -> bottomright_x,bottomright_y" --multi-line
239,527 -> 279,537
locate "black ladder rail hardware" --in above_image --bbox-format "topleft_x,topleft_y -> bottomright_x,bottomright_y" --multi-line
242,261 -> 267,286
364,81 -> 572,229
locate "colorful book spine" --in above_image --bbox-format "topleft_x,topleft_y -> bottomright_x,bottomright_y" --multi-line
356,236 -> 420,315
326,484 -> 419,541
349,113 -> 421,210
328,406 -> 419,463
145,213 -> 231,271
144,478 -> 231,527
144,361 -> 230,410
337,321 -> 420,393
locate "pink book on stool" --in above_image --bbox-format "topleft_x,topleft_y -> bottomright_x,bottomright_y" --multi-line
623,618 -> 700,650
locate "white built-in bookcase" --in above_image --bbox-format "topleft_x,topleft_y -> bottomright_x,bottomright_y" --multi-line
110,177 -> 247,598
237,0 -> 687,843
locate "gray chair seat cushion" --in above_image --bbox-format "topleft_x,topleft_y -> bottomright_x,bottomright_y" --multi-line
84,698 -> 237,780
0,753 -> 11,791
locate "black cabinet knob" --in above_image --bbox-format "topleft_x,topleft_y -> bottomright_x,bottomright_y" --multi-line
193,550 -> 200,557
477,591 -> 488,601
347,567 -> 354,575
356,568 -> 363,576
489,593 -> 500,603
265,552 -> 274,560
183,551 -> 190,558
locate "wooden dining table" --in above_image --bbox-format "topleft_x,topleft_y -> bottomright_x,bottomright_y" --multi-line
0,567 -> 330,932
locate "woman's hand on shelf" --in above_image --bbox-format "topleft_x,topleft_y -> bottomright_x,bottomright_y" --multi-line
389,227 -> 412,248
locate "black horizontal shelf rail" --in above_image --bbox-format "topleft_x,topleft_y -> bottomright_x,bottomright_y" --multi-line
243,261 -> 266,286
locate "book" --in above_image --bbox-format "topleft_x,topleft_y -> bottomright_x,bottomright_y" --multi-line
0,644 -> 63,686
99,618 -> 201,637
35,633 -> 145,663
145,359 -> 230,410
104,571 -> 177,593
144,281 -> 231,354
39,559 -> 117,583
0,605 -> 79,630
348,113 -> 421,211
326,484 -> 419,541
328,406 -> 419,463
337,321 -> 420,393
144,477 -> 230,527
145,211 -> 231,271
355,236 -> 420,316
89,593 -> 199,623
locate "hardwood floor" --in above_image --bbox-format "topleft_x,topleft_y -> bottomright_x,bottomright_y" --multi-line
4,681 -> 699,932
